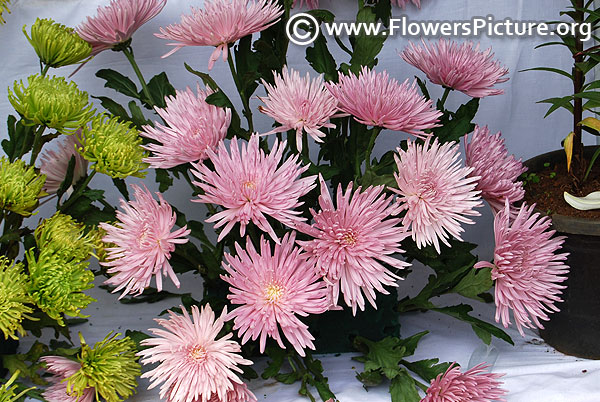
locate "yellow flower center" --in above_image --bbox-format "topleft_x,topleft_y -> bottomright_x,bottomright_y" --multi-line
189,345 -> 208,362
340,229 -> 358,246
264,283 -> 284,304
242,180 -> 256,191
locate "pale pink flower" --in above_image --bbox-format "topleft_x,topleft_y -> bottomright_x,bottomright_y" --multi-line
39,133 -> 88,194
293,0 -> 422,8
77,0 -> 167,55
222,232 -> 328,356
474,201 -> 569,336
297,176 -> 410,315
392,0 -> 422,8
464,125 -> 527,214
292,0 -> 319,8
422,363 -> 507,402
141,84 -> 231,169
258,66 -> 338,152
41,356 -> 94,402
156,0 -> 283,70
392,137 -> 482,253
326,67 -> 441,137
100,184 -> 190,298
191,134 -> 316,243
401,39 -> 509,98
138,304 -> 253,402
207,382 -> 257,402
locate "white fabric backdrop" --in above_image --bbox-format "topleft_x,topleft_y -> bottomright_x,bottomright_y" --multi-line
2,0 -> 600,401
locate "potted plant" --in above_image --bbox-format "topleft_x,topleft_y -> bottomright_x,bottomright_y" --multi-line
526,0 -> 600,358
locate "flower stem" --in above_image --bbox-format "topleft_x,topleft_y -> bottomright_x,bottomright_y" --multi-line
41,64 -> 50,77
365,126 -> 382,170
60,170 -> 97,212
29,125 -> 46,165
227,47 -> 254,133
439,87 -> 452,110
122,46 -> 153,107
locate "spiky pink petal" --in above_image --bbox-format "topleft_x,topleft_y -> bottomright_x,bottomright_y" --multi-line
191,134 -> 316,243
475,201 -> 569,336
392,137 -> 482,253
100,184 -> 190,298
401,39 -> 509,98
422,363 -> 507,402
141,84 -> 231,169
222,232 -> 329,356
139,304 -> 253,402
77,0 -> 166,55
41,356 -> 94,402
258,66 -> 338,152
155,0 -> 283,70
326,67 -> 441,137
39,133 -> 88,194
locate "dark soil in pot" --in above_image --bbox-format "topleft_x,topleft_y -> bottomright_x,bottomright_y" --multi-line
524,146 -> 600,359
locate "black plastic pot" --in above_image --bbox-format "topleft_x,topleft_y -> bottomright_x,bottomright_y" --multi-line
526,147 -> 600,359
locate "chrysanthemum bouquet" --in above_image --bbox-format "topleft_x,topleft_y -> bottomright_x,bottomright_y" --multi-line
0,1 -> 569,401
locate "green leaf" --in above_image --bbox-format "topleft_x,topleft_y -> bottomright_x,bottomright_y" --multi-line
145,72 -> 176,109
349,7 -> 387,71
432,98 -> 479,143
402,358 -> 452,383
537,96 -> 574,117
184,63 -> 219,90
92,96 -> 130,122
124,329 -> 151,351
155,168 -> 174,192
96,69 -> 140,99
56,156 -> 76,203
356,369 -> 383,387
361,169 -> 396,188
520,66 -> 573,80
128,101 -> 150,128
390,370 -> 421,402
353,336 -> 407,379
450,267 -> 493,302
262,346 -> 286,379
112,178 -> 129,201
306,34 -> 338,82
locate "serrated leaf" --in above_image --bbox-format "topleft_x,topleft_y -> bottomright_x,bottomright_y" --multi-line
145,72 -> 176,109
306,34 -> 337,82
354,336 -> 407,379
155,168 -> 173,192
93,96 -> 130,121
390,370 -> 420,402
184,63 -> 219,90
56,156 -> 77,203
402,358 -> 452,383
450,267 -> 493,302
96,69 -> 140,99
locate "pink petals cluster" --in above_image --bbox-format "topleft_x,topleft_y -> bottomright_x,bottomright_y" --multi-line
297,176 -> 410,314
464,125 -> 527,214
39,134 -> 88,194
156,0 -> 283,70
392,137 -> 482,253
77,0 -> 167,55
41,356 -> 94,402
401,39 -> 509,98
222,232 -> 329,356
191,134 -> 316,243
259,66 -> 338,152
100,184 -> 190,298
293,0 -> 422,9
422,363 -> 507,402
138,304 -> 255,402
475,202 -> 569,336
326,67 -> 441,138
141,84 -> 231,169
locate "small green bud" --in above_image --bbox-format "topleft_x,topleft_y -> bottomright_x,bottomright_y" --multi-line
77,114 -> 148,179
0,157 -> 46,216
23,18 -> 92,68
8,74 -> 95,134
0,257 -> 34,340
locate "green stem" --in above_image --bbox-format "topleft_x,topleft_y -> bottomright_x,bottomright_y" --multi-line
301,133 -> 309,160
227,47 -> 254,133
122,46 -> 153,107
60,170 -> 97,212
41,64 -> 50,77
365,127 -> 382,170
439,87 -> 451,110
29,125 -> 46,165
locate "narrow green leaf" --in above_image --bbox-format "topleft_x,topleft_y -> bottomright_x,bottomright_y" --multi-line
96,69 -> 140,99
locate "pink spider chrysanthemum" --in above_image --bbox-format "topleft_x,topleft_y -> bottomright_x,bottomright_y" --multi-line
77,0 -> 167,55
258,66 -> 338,152
474,201 -> 569,336
100,184 -> 190,298
422,363 -> 507,402
296,176 -> 411,315
292,0 -> 422,8
401,39 -> 509,98
41,356 -> 94,402
464,125 -> 527,214
191,134 -> 316,243
326,67 -> 441,137
39,133 -> 88,194
207,382 -> 257,402
155,0 -> 283,70
392,0 -> 422,8
138,304 -> 254,402
392,137 -> 482,253
141,84 -> 231,169
222,232 -> 329,356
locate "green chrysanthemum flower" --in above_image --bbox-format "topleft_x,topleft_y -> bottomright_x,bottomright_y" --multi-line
77,114 -> 148,179
0,371 -> 34,402
0,257 -> 34,340
0,157 -> 47,216
26,249 -> 95,326
23,18 -> 92,68
67,333 -> 140,402
35,212 -> 95,262
0,1 -> 10,25
8,74 -> 95,134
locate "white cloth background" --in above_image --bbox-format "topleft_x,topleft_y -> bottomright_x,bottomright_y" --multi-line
1,0 -> 599,401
